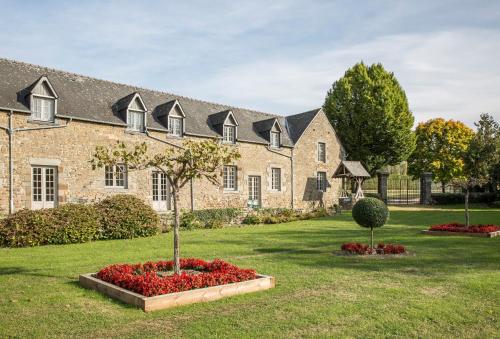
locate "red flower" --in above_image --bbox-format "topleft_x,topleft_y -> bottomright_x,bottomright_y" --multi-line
96,258 -> 257,297
429,223 -> 500,233
341,242 -> 406,255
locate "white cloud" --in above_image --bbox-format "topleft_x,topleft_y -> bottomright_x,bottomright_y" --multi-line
188,28 -> 500,126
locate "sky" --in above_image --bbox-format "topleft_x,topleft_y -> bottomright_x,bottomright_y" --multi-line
1,0 -> 499,127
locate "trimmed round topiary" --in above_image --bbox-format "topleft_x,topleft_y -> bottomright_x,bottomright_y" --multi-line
352,197 -> 389,249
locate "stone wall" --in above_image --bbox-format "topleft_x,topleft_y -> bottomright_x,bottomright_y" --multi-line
292,112 -> 343,209
0,110 -> 307,213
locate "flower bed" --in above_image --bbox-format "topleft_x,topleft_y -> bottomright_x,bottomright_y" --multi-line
429,223 -> 500,233
340,242 -> 406,255
96,258 -> 257,297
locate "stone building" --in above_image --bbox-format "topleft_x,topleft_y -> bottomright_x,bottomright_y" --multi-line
0,58 -> 343,214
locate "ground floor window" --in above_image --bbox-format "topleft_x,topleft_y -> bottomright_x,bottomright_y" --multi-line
105,164 -> 127,188
317,171 -> 327,192
248,175 -> 261,208
223,165 -> 237,191
271,167 -> 281,191
32,166 -> 57,209
152,171 -> 170,210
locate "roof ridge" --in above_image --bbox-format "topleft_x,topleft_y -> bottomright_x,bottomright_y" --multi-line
0,57 -> 282,118
286,107 -> 322,119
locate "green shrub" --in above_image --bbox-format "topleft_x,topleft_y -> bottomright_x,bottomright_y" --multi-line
96,194 -> 160,239
49,204 -> 101,244
431,192 -> 496,205
0,204 -> 100,247
352,197 -> 389,248
242,214 -> 261,224
180,208 -> 243,229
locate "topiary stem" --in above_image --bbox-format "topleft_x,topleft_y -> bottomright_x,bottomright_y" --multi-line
370,227 -> 374,251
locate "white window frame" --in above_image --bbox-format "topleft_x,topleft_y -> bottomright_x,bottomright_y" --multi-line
31,95 -> 56,122
223,165 -> 237,191
31,166 -> 58,209
127,109 -> 145,132
223,125 -> 236,144
105,164 -> 128,188
152,171 -> 170,211
318,142 -> 326,162
270,131 -> 280,148
317,171 -> 327,192
271,167 -> 281,191
169,116 -> 183,137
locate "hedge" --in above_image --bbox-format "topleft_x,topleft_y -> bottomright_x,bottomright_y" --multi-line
242,208 -> 329,225
431,192 -> 496,205
0,204 -> 101,247
96,195 -> 160,239
180,208 -> 243,229
0,194 -> 160,247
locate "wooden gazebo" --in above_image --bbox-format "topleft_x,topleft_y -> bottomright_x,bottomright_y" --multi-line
333,161 -> 371,203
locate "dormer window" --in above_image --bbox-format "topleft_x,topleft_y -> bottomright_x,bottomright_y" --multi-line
223,125 -> 235,143
270,131 -> 280,148
116,92 -> 148,132
209,110 -> 239,144
254,117 -> 282,149
32,96 -> 55,121
127,109 -> 145,132
158,99 -> 186,137
28,76 -> 58,122
126,95 -> 147,132
169,116 -> 183,136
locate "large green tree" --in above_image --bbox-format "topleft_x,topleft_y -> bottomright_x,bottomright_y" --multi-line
408,118 -> 474,192
323,62 -> 415,175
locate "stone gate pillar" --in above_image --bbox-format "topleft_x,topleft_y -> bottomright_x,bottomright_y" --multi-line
377,171 -> 389,204
420,172 -> 433,205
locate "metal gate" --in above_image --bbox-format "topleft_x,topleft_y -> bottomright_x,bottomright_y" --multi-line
361,176 -> 421,205
386,177 -> 420,205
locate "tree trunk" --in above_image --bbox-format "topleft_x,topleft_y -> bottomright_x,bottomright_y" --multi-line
441,182 -> 446,193
172,189 -> 181,274
370,227 -> 374,252
464,188 -> 470,228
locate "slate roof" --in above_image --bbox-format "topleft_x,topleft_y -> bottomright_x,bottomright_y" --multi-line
286,108 -> 321,143
0,58 -> 323,147
208,110 -> 234,126
333,161 -> 371,178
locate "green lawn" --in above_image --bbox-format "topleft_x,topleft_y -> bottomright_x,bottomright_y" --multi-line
0,206 -> 499,338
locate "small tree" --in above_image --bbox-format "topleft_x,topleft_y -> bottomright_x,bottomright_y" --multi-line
91,139 -> 240,273
351,197 -> 389,250
453,114 -> 499,227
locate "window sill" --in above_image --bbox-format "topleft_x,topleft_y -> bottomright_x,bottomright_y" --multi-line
166,134 -> 183,139
223,189 -> 239,194
124,130 -> 146,135
27,119 -> 58,126
104,186 -> 128,190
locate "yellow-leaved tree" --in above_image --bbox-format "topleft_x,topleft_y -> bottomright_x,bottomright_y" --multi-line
408,118 -> 474,192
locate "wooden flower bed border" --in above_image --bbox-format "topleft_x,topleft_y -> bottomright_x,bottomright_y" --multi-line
421,230 -> 500,238
80,273 -> 275,312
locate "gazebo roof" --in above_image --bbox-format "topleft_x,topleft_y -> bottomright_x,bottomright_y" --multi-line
333,161 -> 371,178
